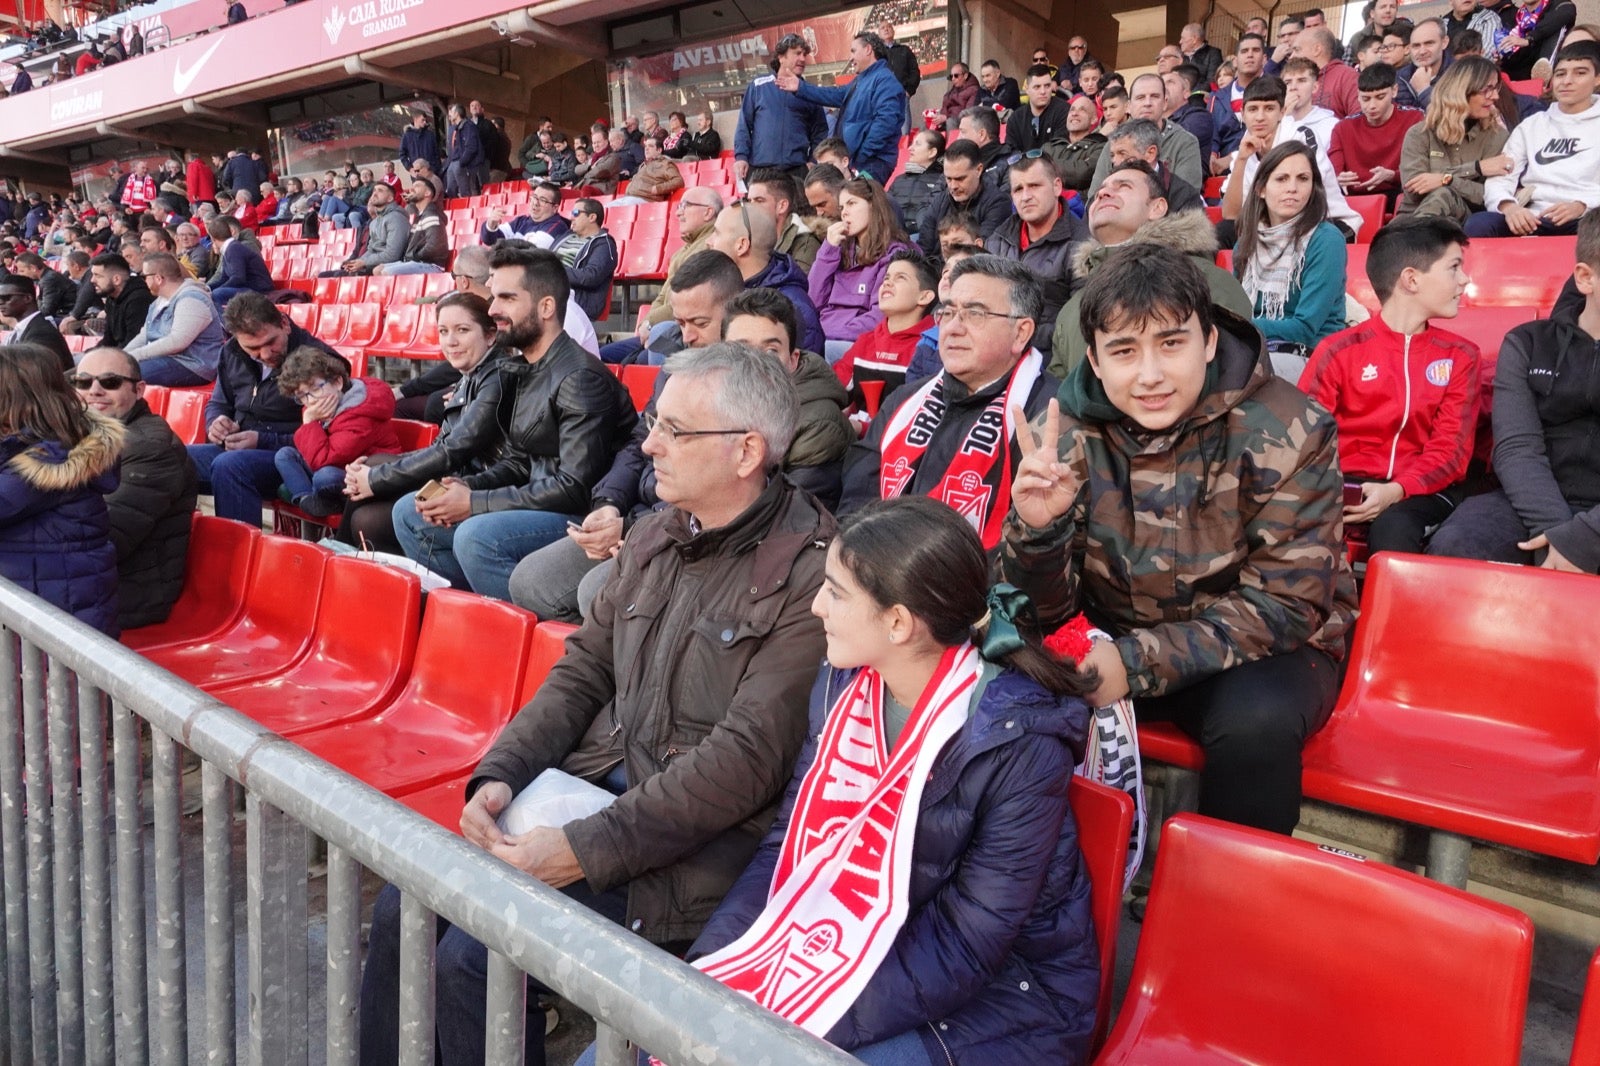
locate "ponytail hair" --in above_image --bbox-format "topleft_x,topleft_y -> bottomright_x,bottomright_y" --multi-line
834,497 -> 1095,697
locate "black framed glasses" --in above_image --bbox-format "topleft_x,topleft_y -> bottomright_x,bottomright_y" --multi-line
934,304 -> 1022,327
68,372 -> 137,390
642,411 -> 749,441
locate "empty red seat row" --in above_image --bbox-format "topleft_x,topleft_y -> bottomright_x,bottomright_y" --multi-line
310,273 -> 453,308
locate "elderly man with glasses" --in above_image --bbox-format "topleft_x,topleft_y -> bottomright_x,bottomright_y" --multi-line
71,347 -> 197,630
479,181 -> 570,248
839,254 -> 1058,550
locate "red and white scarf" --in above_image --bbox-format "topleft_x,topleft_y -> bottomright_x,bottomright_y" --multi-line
692,644 -> 982,1037
877,352 -> 1043,549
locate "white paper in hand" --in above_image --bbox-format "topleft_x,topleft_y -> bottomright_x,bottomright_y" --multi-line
497,768 -> 615,836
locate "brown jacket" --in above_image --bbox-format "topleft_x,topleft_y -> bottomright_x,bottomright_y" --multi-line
472,476 -> 834,945
624,157 -> 686,203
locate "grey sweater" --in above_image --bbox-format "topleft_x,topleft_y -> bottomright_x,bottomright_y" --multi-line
356,204 -> 411,269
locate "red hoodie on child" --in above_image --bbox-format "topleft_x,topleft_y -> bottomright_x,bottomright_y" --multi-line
293,376 -> 402,469
834,314 -> 936,406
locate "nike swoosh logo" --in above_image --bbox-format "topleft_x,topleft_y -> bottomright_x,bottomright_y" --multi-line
172,38 -> 224,97
1534,146 -> 1587,165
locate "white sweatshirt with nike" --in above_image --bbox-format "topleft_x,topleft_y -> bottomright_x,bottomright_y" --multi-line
1486,94 -> 1600,214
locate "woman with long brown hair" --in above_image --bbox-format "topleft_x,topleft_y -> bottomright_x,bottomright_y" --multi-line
1397,56 -> 1515,220
808,176 -> 914,362
0,343 -> 124,634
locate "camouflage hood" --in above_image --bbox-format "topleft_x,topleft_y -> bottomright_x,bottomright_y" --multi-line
1068,207 -> 1220,278
1058,306 -> 1269,436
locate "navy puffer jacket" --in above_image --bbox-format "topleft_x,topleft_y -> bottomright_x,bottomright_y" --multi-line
0,413 -> 124,635
692,663 -> 1099,1065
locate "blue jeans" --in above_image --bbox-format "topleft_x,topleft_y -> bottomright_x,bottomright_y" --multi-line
379,261 -> 444,275
1462,211 -> 1581,238
273,447 -> 345,515
188,444 -> 280,526
139,356 -> 211,387
573,1025 -> 934,1065
390,496 -> 578,601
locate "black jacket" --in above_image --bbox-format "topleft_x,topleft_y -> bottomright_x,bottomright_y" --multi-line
203,324 -> 346,450
108,401 -> 198,629
36,268 -> 75,320
885,42 -> 921,96
368,351 -> 511,497
977,75 -> 1022,111
988,205 -> 1090,352
675,128 -> 723,159
1005,97 -> 1072,154
401,205 -> 449,267
461,332 -> 638,515
916,181 -> 1015,258
69,273 -> 101,322
841,359 -> 1060,515
17,315 -> 73,372
102,275 -> 154,349
889,162 -> 947,240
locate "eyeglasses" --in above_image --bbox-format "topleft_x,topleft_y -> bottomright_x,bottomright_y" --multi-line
68,372 -> 137,390
533,195 -> 559,207
292,380 -> 336,404
642,411 -> 749,442
679,199 -> 719,211
934,304 -> 1022,327
733,198 -> 752,239
1469,84 -> 1501,97
1068,44 -> 1087,51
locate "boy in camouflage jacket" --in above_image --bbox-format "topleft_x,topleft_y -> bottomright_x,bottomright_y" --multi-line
1002,243 -> 1358,834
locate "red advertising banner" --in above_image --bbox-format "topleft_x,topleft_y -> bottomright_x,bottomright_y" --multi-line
0,0 -> 529,145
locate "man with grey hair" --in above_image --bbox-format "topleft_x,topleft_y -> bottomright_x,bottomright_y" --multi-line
1394,17 -> 1451,110
360,339 -> 835,1066
840,254 -> 1059,549
173,221 -> 211,279
1088,72 -> 1204,196
1104,118 -> 1206,214
1180,21 -> 1224,84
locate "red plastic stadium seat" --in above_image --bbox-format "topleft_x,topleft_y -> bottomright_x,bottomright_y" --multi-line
344,350 -> 368,378
1067,777 -> 1134,1053
144,536 -> 327,689
335,276 -> 368,304
318,304 -> 350,345
392,419 -> 439,451
1463,236 -> 1575,307
295,592 -> 535,794
1137,721 -> 1204,770
313,277 -> 340,305
1345,194 -> 1385,243
286,303 -> 319,330
363,276 -> 396,309
339,303 -> 384,347
1096,814 -> 1534,1066
1301,553 -> 1600,864
616,365 -> 659,412
163,388 -> 210,445
1202,176 -> 1225,201
123,515 -> 259,651
366,304 -> 423,354
142,385 -> 170,418
1506,77 -> 1544,96
1446,305 -> 1537,364
619,243 -> 664,282
518,621 -> 578,705
395,775 -> 473,831
210,555 -> 422,736
421,273 -> 454,299
411,310 -> 441,353
388,273 -> 427,305
1572,947 -> 1600,1066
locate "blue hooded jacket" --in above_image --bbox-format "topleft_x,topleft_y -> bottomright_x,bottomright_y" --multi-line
693,663 -> 1100,1065
793,59 -> 908,185
745,251 -> 826,356
0,415 -> 123,636
736,73 -> 831,169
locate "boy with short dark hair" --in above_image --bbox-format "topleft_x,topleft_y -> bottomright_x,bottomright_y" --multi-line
1467,43 -> 1600,238
834,250 -> 938,410
1003,242 -> 1357,834
274,346 -> 401,516
1299,216 -> 1480,555
1429,207 -> 1600,572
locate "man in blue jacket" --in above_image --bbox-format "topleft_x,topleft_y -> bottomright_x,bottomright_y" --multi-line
398,111 -> 440,170
444,103 -> 484,199
206,217 -> 273,310
735,33 -> 830,184
776,32 -> 906,185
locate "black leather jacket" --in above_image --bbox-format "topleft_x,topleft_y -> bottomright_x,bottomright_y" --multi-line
367,348 -> 512,498
461,331 -> 638,515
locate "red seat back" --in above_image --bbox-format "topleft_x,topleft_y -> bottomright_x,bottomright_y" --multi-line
1066,777 -> 1133,1053
391,419 -> 439,451
286,303 -> 318,330
617,365 -> 659,412
1464,236 -> 1575,307
369,304 -> 422,352
300,554 -> 421,693
1572,947 -> 1600,1066
341,303 -> 383,347
335,276 -> 367,304
121,515 -> 259,650
164,388 -> 209,445
318,304 -> 350,344
363,276 -> 396,309
1097,814 -> 1534,1065
1345,193 -> 1385,243
389,273 -> 427,306
398,591 -> 535,723
142,384 -> 171,418
312,277 -> 340,305
518,621 -> 577,706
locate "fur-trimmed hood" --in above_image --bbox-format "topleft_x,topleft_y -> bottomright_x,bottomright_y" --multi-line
1069,206 -> 1219,277
7,411 -> 125,493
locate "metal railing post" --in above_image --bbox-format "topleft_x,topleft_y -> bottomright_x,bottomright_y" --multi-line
202,763 -> 237,1066
484,950 -> 527,1064
48,664 -> 85,1063
149,727 -> 189,1066
245,794 -> 309,1066
20,640 -> 58,1064
397,891 -> 436,1066
110,701 -> 149,1066
0,630 -> 32,1064
325,845 -> 362,1066
76,681 -> 115,1066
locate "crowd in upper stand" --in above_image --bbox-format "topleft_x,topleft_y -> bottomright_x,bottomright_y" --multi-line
0,7 -> 1599,1062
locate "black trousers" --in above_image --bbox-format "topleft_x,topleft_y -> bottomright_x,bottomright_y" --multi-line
1363,487 -> 1463,557
1138,646 -> 1342,834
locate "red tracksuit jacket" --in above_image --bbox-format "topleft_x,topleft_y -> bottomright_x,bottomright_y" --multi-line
1299,316 -> 1481,496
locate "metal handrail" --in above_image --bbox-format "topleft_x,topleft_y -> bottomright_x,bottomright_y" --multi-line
0,576 -> 856,1065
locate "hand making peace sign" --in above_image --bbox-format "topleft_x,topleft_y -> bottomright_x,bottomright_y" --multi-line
1010,398 -> 1082,530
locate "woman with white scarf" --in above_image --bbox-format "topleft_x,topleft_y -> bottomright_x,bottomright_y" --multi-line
1234,141 -> 1349,380
577,496 -> 1102,1065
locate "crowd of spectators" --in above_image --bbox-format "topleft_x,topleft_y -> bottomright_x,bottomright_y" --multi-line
2,10 -> 1600,1063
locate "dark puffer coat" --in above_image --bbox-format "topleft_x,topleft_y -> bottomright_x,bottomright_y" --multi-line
0,413 -> 124,635
692,665 -> 1100,1065
107,401 -> 197,630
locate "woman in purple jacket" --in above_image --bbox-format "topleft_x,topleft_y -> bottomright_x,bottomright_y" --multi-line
809,177 -> 915,363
